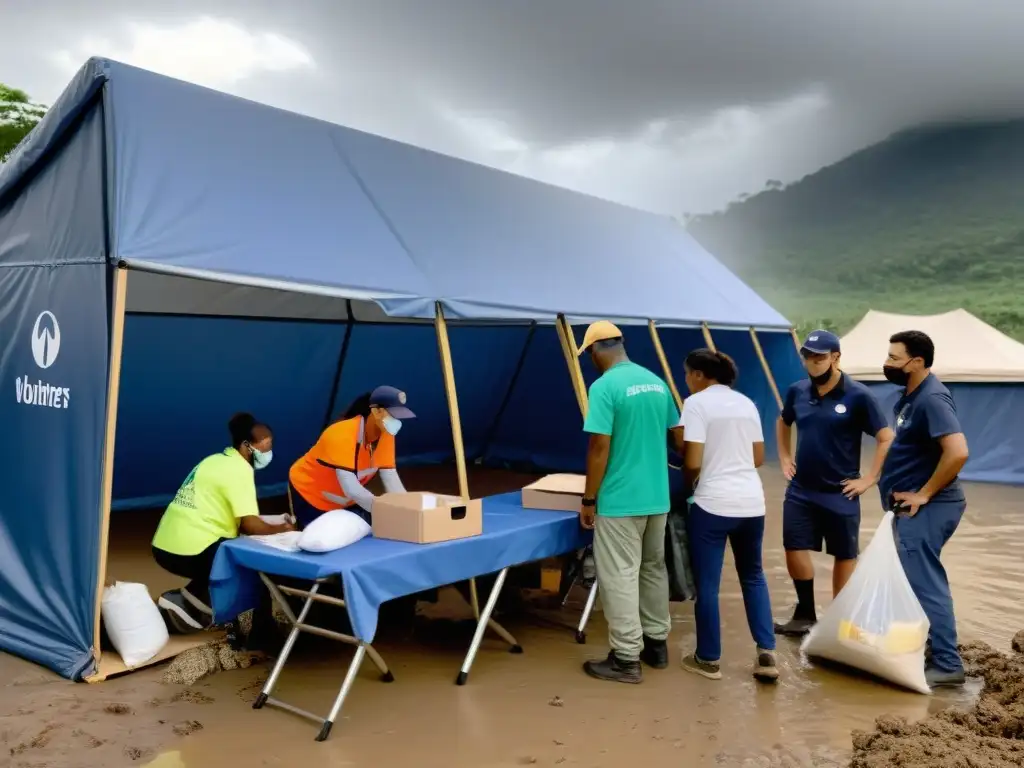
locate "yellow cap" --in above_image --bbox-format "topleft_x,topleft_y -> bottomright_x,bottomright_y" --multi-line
578,320 -> 623,355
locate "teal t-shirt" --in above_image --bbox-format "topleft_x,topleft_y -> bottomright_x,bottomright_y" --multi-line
582,361 -> 680,517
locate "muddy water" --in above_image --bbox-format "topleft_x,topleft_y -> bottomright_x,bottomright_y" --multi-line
2,467 -> 1022,767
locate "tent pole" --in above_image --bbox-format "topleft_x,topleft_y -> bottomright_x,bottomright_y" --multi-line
92,265 -> 129,666
749,327 -> 784,410
647,320 -> 683,410
478,322 -> 537,461
790,327 -> 802,355
322,300 -> 354,427
555,315 -> 589,417
434,302 -> 470,500
701,322 -> 717,352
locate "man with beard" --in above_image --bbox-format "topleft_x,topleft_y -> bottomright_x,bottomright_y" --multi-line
881,330 -> 969,688
774,330 -> 894,637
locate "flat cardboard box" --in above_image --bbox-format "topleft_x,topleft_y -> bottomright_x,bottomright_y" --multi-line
521,473 -> 586,513
372,491 -> 483,544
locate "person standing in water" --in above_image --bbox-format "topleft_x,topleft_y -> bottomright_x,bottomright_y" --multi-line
577,321 -> 680,684
774,330 -> 894,637
679,349 -> 778,684
880,330 -> 969,688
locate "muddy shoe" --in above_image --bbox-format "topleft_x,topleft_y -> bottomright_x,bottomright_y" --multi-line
583,652 -> 642,684
640,636 -> 669,669
753,649 -> 780,684
773,617 -> 815,637
681,653 -> 722,680
926,666 -> 966,688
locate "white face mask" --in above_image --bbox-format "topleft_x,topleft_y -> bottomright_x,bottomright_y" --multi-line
381,415 -> 402,436
251,447 -> 273,470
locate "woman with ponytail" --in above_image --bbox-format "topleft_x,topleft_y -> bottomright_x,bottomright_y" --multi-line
677,349 -> 779,684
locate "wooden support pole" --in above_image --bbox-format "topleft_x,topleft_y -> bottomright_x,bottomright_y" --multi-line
92,265 -> 129,663
750,327 -> 784,410
701,322 -> 716,352
790,327 -> 802,355
434,302 -> 470,500
556,315 -> 589,418
647,320 -> 683,410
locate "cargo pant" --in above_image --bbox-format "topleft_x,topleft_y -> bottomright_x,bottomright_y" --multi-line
593,513 -> 672,661
894,500 -> 966,673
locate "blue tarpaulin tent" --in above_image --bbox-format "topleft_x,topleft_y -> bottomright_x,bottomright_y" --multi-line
0,58 -> 802,680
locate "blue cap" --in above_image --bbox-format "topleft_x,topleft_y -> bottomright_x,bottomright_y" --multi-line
370,385 -> 416,419
802,330 -> 840,355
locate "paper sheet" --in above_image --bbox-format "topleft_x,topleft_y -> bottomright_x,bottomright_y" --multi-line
247,531 -> 303,552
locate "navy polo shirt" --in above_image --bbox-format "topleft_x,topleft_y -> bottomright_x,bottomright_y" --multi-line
879,374 -> 965,505
782,373 -> 888,514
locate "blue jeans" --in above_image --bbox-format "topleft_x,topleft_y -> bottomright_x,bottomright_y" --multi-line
894,500 -> 965,673
687,504 -> 775,662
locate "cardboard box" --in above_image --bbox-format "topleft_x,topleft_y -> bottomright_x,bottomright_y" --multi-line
521,473 -> 586,513
372,491 -> 483,544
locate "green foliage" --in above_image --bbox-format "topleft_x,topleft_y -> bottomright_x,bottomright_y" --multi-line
687,121 -> 1024,341
1,84 -> 47,163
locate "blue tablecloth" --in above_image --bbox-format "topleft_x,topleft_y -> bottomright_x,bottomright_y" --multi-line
209,491 -> 591,643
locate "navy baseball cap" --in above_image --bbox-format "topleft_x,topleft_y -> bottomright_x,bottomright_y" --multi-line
370,385 -> 416,419
801,330 -> 840,355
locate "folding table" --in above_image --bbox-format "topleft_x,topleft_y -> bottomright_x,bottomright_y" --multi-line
210,491 -> 590,741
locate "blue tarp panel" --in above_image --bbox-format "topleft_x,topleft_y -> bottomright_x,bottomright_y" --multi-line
0,103 -> 109,680
110,317 -> 802,512
867,381 -> 1024,486
4,58 -> 791,328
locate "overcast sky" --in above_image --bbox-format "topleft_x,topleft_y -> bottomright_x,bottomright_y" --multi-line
3,1 -> 1022,214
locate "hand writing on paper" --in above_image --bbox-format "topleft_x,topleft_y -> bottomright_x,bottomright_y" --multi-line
893,490 -> 930,517
579,505 -> 596,531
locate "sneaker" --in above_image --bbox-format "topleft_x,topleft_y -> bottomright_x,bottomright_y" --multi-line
753,649 -> 780,684
640,636 -> 669,669
681,653 -> 722,680
773,617 -> 815,637
583,651 -> 642,684
158,590 -> 209,634
926,666 -> 966,688
180,586 -> 213,617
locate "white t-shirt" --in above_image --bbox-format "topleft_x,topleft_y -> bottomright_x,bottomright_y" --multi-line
680,384 -> 765,518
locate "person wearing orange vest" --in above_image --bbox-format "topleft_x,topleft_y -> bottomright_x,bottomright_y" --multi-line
289,386 -> 415,528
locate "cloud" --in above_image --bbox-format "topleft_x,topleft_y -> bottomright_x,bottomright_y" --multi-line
49,16 -> 314,91
435,87 -> 831,214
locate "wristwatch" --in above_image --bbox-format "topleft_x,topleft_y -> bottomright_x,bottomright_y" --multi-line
581,497 -> 596,508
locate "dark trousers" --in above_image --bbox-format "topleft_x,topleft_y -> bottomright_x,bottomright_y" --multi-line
290,481 -> 370,529
894,500 -> 965,673
687,504 -> 775,662
152,539 -> 225,608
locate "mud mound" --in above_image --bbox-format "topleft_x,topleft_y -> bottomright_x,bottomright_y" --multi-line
850,634 -> 1024,767
161,639 -> 260,687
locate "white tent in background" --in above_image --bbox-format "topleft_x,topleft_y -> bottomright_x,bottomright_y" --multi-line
840,309 -> 1024,382
840,309 -> 1024,486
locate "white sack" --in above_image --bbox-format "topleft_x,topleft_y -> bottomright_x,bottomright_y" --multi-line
299,509 -> 371,553
101,581 -> 169,668
801,512 -> 931,695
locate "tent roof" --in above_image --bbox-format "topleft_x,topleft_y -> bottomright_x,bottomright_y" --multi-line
0,58 -> 791,329
840,309 -> 1024,382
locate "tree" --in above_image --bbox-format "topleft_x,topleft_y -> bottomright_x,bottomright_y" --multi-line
1,84 -> 47,163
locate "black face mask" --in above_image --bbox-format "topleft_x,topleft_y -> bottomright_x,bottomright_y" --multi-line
883,363 -> 910,386
809,367 -> 833,387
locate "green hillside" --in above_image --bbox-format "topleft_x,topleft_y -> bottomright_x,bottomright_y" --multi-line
686,120 -> 1024,341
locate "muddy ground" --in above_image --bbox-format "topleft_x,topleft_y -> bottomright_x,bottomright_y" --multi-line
1,467 -> 1022,767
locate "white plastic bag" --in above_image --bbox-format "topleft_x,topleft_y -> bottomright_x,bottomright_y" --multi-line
101,582 -> 170,668
801,512 -> 931,694
299,509 -> 371,553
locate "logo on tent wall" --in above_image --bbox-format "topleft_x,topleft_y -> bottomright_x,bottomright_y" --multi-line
31,311 -> 61,369
14,310 -> 71,410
